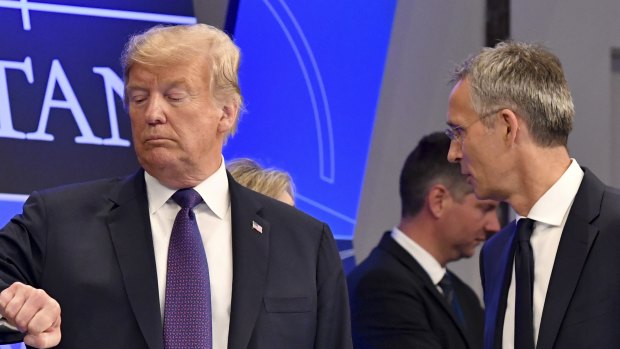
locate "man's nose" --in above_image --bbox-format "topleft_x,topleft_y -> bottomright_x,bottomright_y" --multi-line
484,210 -> 501,237
144,96 -> 166,124
447,140 -> 462,163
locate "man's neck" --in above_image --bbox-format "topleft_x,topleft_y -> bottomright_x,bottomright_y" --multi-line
507,146 -> 571,216
398,215 -> 447,267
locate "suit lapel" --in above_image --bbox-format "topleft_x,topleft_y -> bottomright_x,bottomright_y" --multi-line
226,174 -> 270,349
107,171 -> 163,349
482,223 -> 517,349
379,233 -> 471,347
536,170 -> 602,349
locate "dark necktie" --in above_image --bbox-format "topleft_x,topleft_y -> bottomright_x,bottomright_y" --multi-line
163,189 -> 212,349
438,272 -> 464,326
514,218 -> 535,349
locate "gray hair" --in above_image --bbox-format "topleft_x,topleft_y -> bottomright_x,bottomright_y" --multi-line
451,41 -> 574,147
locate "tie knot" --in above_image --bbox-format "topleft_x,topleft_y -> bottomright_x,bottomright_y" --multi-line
438,273 -> 453,294
516,218 -> 535,242
172,189 -> 203,209
438,273 -> 454,304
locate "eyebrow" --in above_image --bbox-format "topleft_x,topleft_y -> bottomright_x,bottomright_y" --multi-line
477,202 -> 499,210
126,84 -> 146,90
165,80 -> 192,90
126,79 -> 193,93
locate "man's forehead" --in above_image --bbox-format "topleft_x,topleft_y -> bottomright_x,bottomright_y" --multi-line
447,80 -> 474,123
127,63 -> 202,88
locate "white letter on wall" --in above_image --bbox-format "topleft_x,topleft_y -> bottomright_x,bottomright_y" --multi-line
27,59 -> 102,144
92,67 -> 130,147
0,57 -> 33,139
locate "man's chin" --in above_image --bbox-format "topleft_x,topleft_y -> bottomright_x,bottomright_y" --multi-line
461,251 -> 476,259
467,176 -> 484,196
472,184 -> 493,200
138,152 -> 179,171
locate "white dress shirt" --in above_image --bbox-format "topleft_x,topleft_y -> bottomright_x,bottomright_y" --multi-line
145,159 -> 233,349
391,227 -> 447,293
502,159 -> 584,349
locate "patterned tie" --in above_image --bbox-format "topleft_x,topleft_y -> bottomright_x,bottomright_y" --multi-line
163,189 -> 212,349
438,272 -> 464,326
514,218 -> 535,349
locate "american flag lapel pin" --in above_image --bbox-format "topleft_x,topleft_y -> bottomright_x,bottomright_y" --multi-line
252,220 -> 263,234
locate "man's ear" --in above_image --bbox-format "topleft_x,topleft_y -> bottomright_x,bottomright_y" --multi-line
217,102 -> 239,134
500,108 -> 520,145
427,184 -> 452,219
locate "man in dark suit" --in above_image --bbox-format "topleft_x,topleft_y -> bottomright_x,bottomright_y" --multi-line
348,132 -> 500,349
446,41 -> 620,349
0,24 -> 352,349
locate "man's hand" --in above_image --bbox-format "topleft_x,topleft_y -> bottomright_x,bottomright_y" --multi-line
0,282 -> 61,348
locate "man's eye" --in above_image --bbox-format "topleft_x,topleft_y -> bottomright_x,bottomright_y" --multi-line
484,205 -> 497,212
131,96 -> 147,104
167,94 -> 187,102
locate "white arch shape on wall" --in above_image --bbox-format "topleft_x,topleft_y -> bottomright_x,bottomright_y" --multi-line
0,0 -> 196,31
263,0 -> 336,184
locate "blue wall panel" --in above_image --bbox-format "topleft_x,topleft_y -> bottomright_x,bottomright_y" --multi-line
225,0 -> 397,252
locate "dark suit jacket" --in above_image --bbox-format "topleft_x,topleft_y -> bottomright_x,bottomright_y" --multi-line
0,170 -> 352,349
481,169 -> 620,349
347,232 -> 483,349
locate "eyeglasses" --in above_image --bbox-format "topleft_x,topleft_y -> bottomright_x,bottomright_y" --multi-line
444,108 -> 504,143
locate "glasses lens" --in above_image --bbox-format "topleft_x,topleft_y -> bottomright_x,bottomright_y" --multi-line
445,127 -> 460,141
445,128 -> 454,140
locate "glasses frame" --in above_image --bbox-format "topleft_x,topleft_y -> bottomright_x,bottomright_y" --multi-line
445,108 -> 505,143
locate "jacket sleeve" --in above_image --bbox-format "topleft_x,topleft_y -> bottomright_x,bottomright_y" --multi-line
314,223 -> 353,349
0,191 -> 47,290
0,191 -> 48,343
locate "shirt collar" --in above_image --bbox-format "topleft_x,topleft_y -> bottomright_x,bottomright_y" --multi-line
144,156 -> 230,219
391,227 -> 446,285
520,158 -> 584,226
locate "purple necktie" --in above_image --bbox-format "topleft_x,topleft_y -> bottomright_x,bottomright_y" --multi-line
163,189 -> 212,349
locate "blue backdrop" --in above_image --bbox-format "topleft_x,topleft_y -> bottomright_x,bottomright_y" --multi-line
0,0 -> 396,278
225,0 -> 397,269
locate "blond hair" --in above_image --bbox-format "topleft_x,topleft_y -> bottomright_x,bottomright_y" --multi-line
227,158 -> 295,201
121,24 -> 243,135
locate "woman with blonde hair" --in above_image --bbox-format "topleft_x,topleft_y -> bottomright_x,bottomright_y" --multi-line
227,158 -> 295,206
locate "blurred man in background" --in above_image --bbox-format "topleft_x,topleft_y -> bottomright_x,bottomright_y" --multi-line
348,132 -> 499,349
